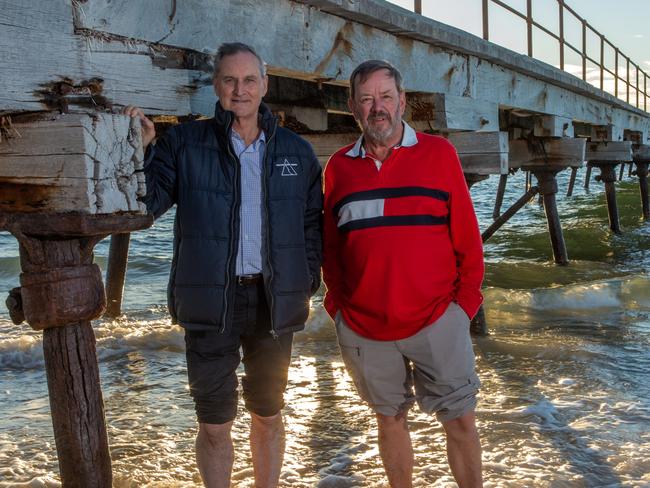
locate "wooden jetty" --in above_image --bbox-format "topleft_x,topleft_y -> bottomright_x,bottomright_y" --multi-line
1,0 -> 650,483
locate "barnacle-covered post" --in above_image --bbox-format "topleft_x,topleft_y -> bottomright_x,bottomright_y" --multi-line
0,113 -> 152,487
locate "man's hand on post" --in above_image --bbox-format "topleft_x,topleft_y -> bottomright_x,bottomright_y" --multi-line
122,105 -> 156,149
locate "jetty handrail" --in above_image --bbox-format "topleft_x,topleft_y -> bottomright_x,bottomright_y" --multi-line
411,0 -> 648,113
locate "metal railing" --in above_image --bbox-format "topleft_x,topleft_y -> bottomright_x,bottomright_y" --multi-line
411,0 -> 648,112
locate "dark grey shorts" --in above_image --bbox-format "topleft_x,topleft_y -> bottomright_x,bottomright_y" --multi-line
336,302 -> 480,423
185,280 -> 293,425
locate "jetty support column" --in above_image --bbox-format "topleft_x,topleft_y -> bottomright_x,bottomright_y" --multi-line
0,113 -> 152,487
509,136 -> 586,265
586,141 -> 633,234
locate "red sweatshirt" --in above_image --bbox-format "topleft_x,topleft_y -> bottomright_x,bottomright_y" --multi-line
322,129 -> 484,341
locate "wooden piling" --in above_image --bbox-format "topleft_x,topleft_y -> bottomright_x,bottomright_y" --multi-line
593,164 -> 622,234
635,162 -> 649,221
584,165 -> 592,189
533,172 -> 569,265
0,113 -> 152,487
2,214 -> 151,488
482,186 -> 539,242
566,166 -> 578,196
493,174 -> 508,219
105,233 -> 131,317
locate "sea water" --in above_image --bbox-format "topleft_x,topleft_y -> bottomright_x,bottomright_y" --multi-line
1,169 -> 649,487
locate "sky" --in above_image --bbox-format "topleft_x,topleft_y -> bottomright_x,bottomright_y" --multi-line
386,0 -> 649,103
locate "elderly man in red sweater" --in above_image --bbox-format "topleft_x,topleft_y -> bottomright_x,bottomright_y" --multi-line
322,59 -> 484,488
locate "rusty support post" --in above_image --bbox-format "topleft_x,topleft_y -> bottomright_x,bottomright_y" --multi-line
635,162 -> 649,221
566,167 -> 578,196
581,20 -> 587,81
558,0 -> 564,70
526,0 -> 533,57
594,164 -> 622,234
533,171 -> 569,265
414,0 -> 422,14
627,57 -> 630,104
615,49 -> 619,98
492,174 -> 508,219
584,165 -> 592,189
482,186 -> 539,243
482,0 -> 489,40
600,35 -> 604,90
105,233 -> 131,317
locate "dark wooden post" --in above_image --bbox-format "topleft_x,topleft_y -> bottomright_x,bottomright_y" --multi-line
105,233 -> 132,317
532,171 -> 569,265
592,163 -> 622,234
2,214 -> 151,488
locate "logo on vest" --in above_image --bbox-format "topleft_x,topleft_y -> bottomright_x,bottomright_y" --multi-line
276,158 -> 298,176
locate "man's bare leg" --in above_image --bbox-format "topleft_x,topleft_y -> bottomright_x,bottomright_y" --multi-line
442,411 -> 483,488
195,421 -> 234,488
250,411 -> 285,488
376,411 -> 414,488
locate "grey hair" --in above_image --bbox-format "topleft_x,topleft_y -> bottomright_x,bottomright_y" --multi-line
349,59 -> 403,99
213,42 -> 267,78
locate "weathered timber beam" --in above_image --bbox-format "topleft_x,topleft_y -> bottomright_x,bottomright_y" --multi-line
405,93 -> 499,132
446,131 -> 508,175
585,141 -> 633,163
509,137 -> 586,170
590,124 -> 625,142
4,0 -> 648,138
0,113 -> 146,214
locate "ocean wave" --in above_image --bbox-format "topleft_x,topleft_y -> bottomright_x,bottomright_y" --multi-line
486,274 -> 650,313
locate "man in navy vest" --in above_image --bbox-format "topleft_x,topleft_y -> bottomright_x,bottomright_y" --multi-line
125,42 -> 322,488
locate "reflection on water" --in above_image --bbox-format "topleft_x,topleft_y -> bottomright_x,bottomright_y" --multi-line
1,172 -> 650,486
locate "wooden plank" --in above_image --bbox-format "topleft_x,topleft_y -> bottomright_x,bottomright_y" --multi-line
447,131 -> 508,174
509,138 -> 586,169
633,144 -> 650,163
0,113 -> 146,214
585,141 -> 633,162
405,93 -> 499,132
534,115 -> 574,138
1,0 -> 648,143
0,0 -> 213,115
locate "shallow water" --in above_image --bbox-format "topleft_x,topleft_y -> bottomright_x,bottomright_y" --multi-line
1,170 -> 649,487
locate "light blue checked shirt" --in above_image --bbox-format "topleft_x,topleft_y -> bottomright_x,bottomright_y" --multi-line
231,129 -> 266,276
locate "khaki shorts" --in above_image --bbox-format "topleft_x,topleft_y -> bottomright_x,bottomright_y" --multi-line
336,302 -> 480,423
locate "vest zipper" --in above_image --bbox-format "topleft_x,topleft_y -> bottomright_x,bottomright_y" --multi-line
221,114 -> 239,333
262,122 -> 278,338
